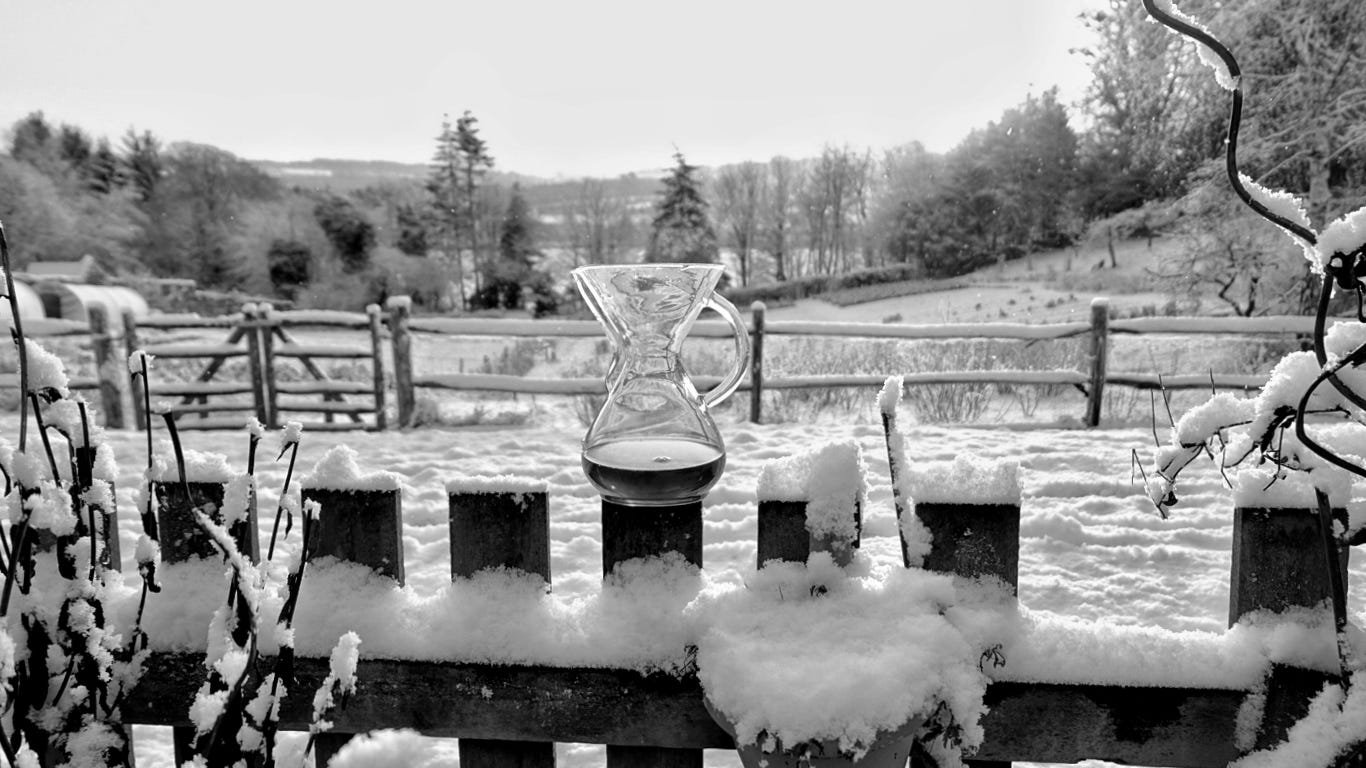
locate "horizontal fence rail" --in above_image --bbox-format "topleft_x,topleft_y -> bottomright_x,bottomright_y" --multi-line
6,294 -> 1343,430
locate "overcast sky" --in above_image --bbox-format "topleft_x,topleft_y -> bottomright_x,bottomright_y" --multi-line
0,0 -> 1107,179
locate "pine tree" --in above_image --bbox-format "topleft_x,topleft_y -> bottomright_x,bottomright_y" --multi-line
455,111 -> 495,296
87,138 -> 121,194
427,115 -> 465,307
120,128 -> 163,203
473,184 -> 555,313
646,152 -> 718,264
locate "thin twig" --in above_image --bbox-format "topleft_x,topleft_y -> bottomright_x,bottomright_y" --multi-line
0,222 -> 30,451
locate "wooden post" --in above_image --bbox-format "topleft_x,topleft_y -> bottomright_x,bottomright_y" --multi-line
1231,505 -> 1348,750
756,498 -> 861,568
303,477 -> 405,765
154,481 -> 227,562
123,309 -> 147,431
914,503 -> 1021,593
450,477 -> 555,768
367,303 -> 388,431
388,296 -> 415,428
1230,506 -> 1348,623
1084,297 -> 1109,428
449,479 -> 550,582
301,487 -> 405,584
154,480 -> 261,564
602,501 -> 703,575
749,301 -> 765,424
78,444 -> 122,570
247,304 -> 273,428
602,495 -> 702,768
87,305 -> 125,429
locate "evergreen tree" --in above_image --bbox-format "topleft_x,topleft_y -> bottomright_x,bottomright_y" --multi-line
8,111 -> 54,166
87,138 -> 121,194
57,124 -> 93,178
120,128 -> 163,202
395,202 -> 430,256
646,151 -> 718,264
314,194 -> 376,273
267,239 -> 312,299
455,111 -> 495,296
473,184 -> 555,313
427,115 -> 466,307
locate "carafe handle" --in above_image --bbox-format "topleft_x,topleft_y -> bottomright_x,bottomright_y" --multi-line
702,293 -> 751,409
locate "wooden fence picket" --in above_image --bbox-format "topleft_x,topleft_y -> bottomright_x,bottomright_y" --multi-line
1231,504 -> 1349,750
449,477 -> 555,768
300,480 -> 405,764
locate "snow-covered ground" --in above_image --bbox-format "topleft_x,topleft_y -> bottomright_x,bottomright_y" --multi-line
13,394 -> 1358,767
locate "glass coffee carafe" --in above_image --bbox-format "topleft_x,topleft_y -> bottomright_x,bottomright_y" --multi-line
573,263 -> 750,506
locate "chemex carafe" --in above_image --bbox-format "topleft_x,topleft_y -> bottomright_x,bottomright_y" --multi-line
573,263 -> 751,506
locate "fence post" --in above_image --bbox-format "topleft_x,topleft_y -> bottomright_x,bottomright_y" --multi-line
122,309 -> 146,431
1231,503 -> 1348,750
242,304 -> 270,427
749,301 -> 766,424
449,477 -> 555,768
302,463 -> 405,765
388,296 -> 415,428
87,305 -> 124,429
1085,297 -> 1110,428
602,491 -> 703,768
367,303 -> 388,431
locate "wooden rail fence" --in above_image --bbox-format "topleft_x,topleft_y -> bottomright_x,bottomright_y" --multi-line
107,442 -> 1347,766
7,295 -> 1333,430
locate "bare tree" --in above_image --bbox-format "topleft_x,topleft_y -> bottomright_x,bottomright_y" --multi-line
566,178 -> 632,266
712,162 -> 766,285
764,156 -> 800,282
801,145 -> 868,276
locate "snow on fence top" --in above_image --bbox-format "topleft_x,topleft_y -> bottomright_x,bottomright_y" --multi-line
445,475 -> 548,495
149,446 -> 236,484
1231,466 -> 1352,509
302,445 -> 403,492
909,454 -> 1021,505
756,441 -> 867,542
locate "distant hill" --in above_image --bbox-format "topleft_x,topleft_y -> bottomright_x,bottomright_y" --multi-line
250,157 -> 667,212
249,158 -> 544,192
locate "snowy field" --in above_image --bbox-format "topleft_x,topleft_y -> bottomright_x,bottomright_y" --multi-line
9,395 -> 1361,767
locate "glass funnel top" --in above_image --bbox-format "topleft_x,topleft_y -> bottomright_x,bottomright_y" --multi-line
573,264 -> 722,340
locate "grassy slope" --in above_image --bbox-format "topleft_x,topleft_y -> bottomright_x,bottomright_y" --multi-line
766,237 -> 1181,325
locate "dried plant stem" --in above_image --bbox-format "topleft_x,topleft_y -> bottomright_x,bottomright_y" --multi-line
267,441 -> 301,561
0,222 -> 30,451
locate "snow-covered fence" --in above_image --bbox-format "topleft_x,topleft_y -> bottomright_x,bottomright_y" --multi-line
107,441 -> 1347,765
391,295 -> 1330,428
126,304 -> 388,431
0,304 -> 119,423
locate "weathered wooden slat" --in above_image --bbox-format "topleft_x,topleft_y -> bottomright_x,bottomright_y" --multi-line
1229,506 -> 1347,624
122,652 -> 1254,766
914,502 -> 1020,591
602,498 -> 703,768
602,500 -> 703,575
756,498 -> 861,568
451,483 -> 554,768
162,401 -> 259,415
274,380 -> 377,395
1230,505 -> 1349,751
87,305 -> 125,429
449,487 -> 550,582
169,417 -> 256,431
277,420 -> 373,432
149,382 -> 258,397
274,400 -> 377,415
154,480 -> 260,564
301,487 -> 405,584
274,343 -> 373,359
139,343 -> 248,359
